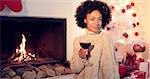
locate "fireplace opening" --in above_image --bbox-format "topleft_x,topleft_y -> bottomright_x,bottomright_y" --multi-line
0,16 -> 67,66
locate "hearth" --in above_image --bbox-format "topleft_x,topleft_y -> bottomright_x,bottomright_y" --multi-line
0,16 -> 74,79
0,16 -> 67,66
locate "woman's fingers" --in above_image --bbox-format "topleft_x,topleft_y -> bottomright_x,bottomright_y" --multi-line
78,49 -> 87,59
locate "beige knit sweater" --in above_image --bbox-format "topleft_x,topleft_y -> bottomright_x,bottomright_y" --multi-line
70,29 -> 120,79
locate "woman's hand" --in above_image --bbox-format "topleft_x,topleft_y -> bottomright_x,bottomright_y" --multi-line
78,48 -> 88,59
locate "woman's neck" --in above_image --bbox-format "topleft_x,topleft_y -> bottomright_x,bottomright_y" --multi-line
86,28 -> 103,35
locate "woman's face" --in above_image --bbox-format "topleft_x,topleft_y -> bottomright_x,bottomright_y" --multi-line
84,10 -> 102,33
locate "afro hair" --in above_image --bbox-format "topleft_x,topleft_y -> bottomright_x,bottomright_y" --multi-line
75,0 -> 111,29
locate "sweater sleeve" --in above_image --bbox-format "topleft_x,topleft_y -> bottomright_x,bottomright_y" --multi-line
99,33 -> 120,79
70,37 -> 86,73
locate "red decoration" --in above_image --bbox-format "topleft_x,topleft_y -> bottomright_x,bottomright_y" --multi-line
137,58 -> 144,62
132,23 -> 136,28
112,26 -> 115,29
123,32 -> 128,38
126,5 -> 131,10
125,53 -> 137,71
131,2 -> 135,6
133,71 -> 146,79
121,9 -> 125,13
115,47 -> 118,52
111,5 -> 115,10
132,13 -> 137,17
137,22 -> 140,25
135,32 -> 139,36
0,0 -> 5,11
133,44 -> 146,52
0,0 -> 22,12
119,65 -> 127,77
106,27 -> 111,31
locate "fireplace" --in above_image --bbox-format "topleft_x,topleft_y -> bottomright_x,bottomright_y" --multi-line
0,16 -> 67,65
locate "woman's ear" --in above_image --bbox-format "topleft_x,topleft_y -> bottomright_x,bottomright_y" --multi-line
84,19 -> 87,24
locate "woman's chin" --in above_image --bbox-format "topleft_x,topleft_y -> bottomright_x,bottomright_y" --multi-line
94,30 -> 100,33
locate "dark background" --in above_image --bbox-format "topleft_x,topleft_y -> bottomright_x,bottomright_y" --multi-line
0,16 -> 66,63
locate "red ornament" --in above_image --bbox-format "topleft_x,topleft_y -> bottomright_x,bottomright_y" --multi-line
137,22 -> 140,25
123,32 -> 128,38
126,5 -> 131,10
132,23 -> 136,28
112,26 -> 115,29
133,44 -> 145,52
115,47 -> 118,52
106,27 -> 111,31
131,2 -> 135,6
132,13 -> 136,17
135,32 -> 139,36
111,5 -> 115,10
121,9 -> 125,13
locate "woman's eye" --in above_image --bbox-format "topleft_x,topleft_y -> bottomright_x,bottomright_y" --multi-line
98,18 -> 102,20
90,18 -> 94,21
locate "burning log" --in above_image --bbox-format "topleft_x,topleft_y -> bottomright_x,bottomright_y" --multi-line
9,52 -> 21,60
9,34 -> 36,63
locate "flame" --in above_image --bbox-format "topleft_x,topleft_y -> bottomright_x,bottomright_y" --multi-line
19,34 -> 26,57
13,34 -> 36,63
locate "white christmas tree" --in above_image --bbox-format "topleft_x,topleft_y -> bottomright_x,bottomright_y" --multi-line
101,0 -> 148,61
104,0 -> 141,43
101,1 -> 149,78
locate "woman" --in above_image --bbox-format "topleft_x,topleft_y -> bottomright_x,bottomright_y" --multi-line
70,0 -> 120,79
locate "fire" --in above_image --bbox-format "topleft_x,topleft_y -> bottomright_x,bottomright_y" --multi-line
11,34 -> 36,63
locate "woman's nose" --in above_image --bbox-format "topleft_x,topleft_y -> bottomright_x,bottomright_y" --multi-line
94,19 -> 100,26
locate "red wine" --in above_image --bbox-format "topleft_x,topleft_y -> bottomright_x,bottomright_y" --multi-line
80,42 -> 91,49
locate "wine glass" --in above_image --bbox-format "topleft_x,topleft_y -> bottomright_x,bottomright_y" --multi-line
80,42 -> 91,60
80,41 -> 94,66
